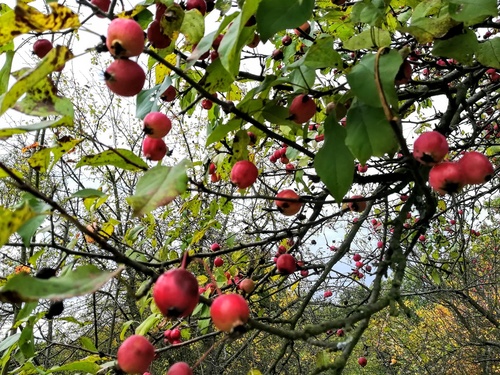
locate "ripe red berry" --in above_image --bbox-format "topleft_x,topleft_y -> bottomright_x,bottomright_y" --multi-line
117,335 -> 155,374
428,161 -> 465,195
276,253 -> 297,275
238,278 -> 255,293
358,356 -> 368,367
104,59 -> 145,97
377,241 -> 383,249
336,329 -> 344,337
324,290 -> 332,298
170,328 -> 181,340
153,269 -> 199,318
458,151 -> 494,184
353,253 -> 362,262
90,0 -> 110,16
210,242 -> 220,251
33,39 -> 53,58
275,189 -> 302,216
186,0 -> 207,15
106,18 -> 145,58
210,293 -> 250,332
142,137 -> 167,161
413,131 -> 449,165
143,112 -> 172,138
161,85 -> 177,102
147,19 -> 172,49
201,99 -> 213,110
167,362 -> 193,375
230,160 -> 259,189
214,257 -> 224,267
289,94 -> 316,123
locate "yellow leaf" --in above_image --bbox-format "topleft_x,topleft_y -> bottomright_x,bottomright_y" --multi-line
0,203 -> 35,248
155,54 -> 177,84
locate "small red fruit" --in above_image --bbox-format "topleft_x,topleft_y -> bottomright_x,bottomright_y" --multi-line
153,268 -> 199,318
90,0 -> 110,16
347,195 -> 367,212
186,0 -> 207,15
239,278 -> 255,293
278,245 -> 287,254
161,85 -> 177,102
300,269 -> 309,277
355,261 -> 363,268
419,235 -> 426,242
365,264 -> 372,272
276,253 -> 297,275
289,94 -> 317,124
358,356 -> 368,367
324,290 -> 332,298
170,328 -> 181,340
458,151 -> 494,184
294,21 -> 311,36
285,163 -> 295,174
143,112 -> 172,138
212,34 -> 224,50
336,329 -> 344,337
275,189 -> 302,216
201,99 -> 213,110
272,49 -> 284,60
428,161 -> 465,195
210,242 -> 220,251
142,137 -> 167,161
353,253 -> 362,262
282,35 -> 292,46
230,160 -> 259,189
377,241 -> 383,249
214,257 -> 224,267
104,59 -> 145,97
413,131 -> 449,165
210,293 -> 250,332
106,18 -> 145,58
147,20 -> 172,49
117,335 -> 155,374
395,60 -> 412,85
167,362 -> 193,375
33,39 -> 53,58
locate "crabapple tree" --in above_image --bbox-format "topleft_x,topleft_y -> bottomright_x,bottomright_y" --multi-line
0,0 -> 499,374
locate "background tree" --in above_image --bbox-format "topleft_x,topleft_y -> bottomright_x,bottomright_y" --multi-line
0,0 -> 499,374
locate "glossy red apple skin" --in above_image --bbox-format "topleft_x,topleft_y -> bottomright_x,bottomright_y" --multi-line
186,0 -> 207,15
238,278 -> 255,293
358,356 -> 368,367
143,112 -> 172,138
210,293 -> 250,332
276,253 -> 297,275
104,59 -> 145,97
289,94 -> 316,124
153,269 -> 199,318
214,257 -> 224,267
147,19 -> 171,49
347,195 -> 367,212
90,0 -> 110,17
161,85 -> 177,102
117,335 -> 155,374
458,151 -> 494,184
275,189 -> 302,216
167,361 -> 193,375
230,160 -> 259,189
428,161 -> 465,195
106,18 -> 145,58
413,131 -> 449,165
142,137 -> 167,161
33,39 -> 53,58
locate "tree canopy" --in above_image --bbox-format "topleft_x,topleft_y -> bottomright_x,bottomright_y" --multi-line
0,0 -> 500,374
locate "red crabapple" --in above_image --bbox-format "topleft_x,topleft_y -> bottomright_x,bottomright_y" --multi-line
106,18 -> 145,57
276,253 -> 297,274
142,137 -> 167,161
458,151 -> 494,184
413,131 -> 449,165
33,39 -> 53,58
104,59 -> 145,97
210,293 -> 250,332
428,161 -> 465,195
143,112 -> 172,138
230,160 -> 259,189
117,335 -> 155,374
289,94 -> 317,123
275,189 -> 302,216
153,269 -> 199,318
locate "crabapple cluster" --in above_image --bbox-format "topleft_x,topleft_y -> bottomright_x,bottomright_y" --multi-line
413,131 -> 494,195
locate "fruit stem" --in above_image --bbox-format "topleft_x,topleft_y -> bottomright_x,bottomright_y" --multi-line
180,251 -> 189,269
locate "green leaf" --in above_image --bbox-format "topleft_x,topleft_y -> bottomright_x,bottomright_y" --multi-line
126,160 -> 190,216
180,9 -> 205,44
120,320 -> 135,341
448,0 -> 497,24
343,28 -> 391,50
135,314 -> 161,335
71,189 -> 107,199
432,29 -> 478,65
159,3 -> 184,39
476,38 -> 500,69
0,46 -> 73,115
28,137 -> 81,173
75,149 -> 148,172
206,118 -> 242,146
289,65 -> 316,92
347,50 -> 401,109
0,265 -> 124,303
402,0 -> 460,44
256,0 -> 314,42
48,356 -> 101,373
345,101 -> 398,165
78,336 -> 98,352
203,57 -> 235,92
314,115 -> 354,203
316,349 -> 330,369
430,268 -> 441,285
0,202 -> 35,248
0,117 -> 72,139
219,0 -> 260,75
18,316 -> 35,359
288,35 -> 342,70
351,1 -> 385,27
0,50 -> 13,95
16,195 -> 51,247
0,332 -> 21,353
